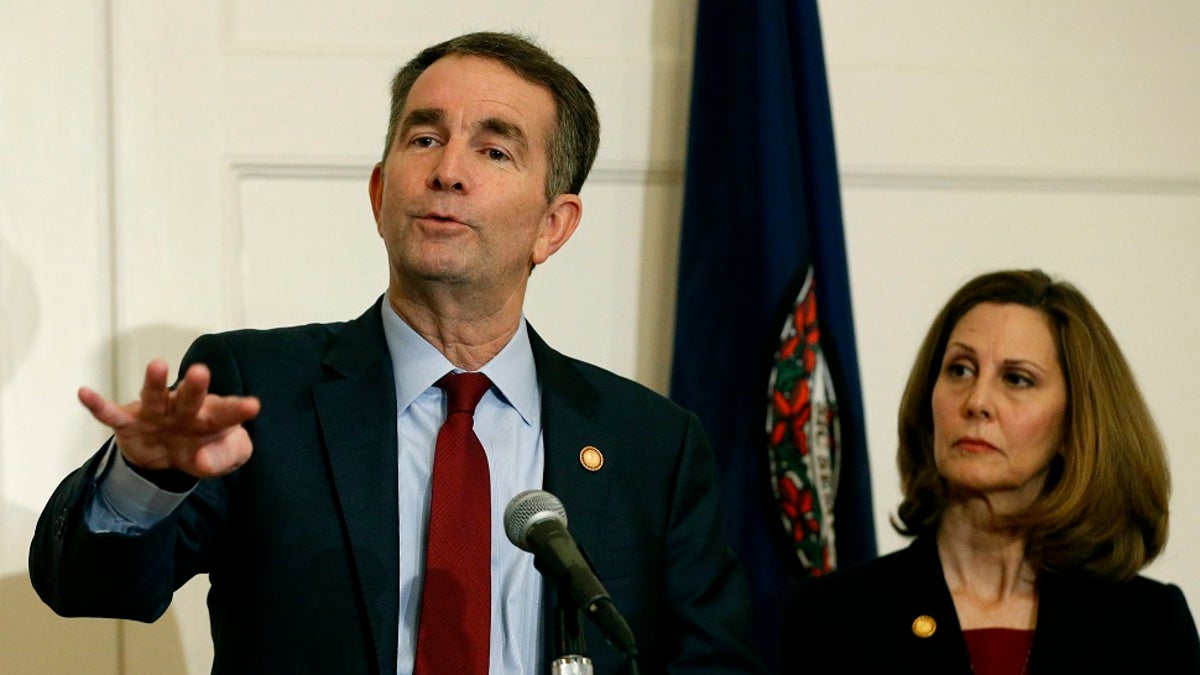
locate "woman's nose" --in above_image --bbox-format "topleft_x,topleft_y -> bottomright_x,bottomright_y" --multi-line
964,383 -> 994,419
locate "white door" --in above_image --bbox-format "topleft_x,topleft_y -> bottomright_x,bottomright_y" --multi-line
6,2 -> 694,672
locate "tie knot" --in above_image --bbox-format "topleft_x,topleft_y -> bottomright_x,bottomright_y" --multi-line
435,372 -> 492,415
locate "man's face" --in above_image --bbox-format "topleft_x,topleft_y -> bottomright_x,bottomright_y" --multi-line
369,55 -> 580,304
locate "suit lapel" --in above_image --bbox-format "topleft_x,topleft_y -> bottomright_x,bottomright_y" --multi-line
528,325 -> 616,666
313,299 -> 399,675
528,324 -> 609,538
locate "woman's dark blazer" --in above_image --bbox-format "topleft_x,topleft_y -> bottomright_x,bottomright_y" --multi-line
782,536 -> 1200,674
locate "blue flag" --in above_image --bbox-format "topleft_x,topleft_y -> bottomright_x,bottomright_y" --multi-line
670,1 -> 876,667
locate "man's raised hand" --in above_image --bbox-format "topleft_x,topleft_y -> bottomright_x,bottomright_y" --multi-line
77,360 -> 260,479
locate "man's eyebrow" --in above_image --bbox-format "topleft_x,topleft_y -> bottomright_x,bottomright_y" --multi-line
399,107 -> 444,137
477,117 -> 528,155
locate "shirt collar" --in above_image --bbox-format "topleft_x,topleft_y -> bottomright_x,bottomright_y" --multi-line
381,300 -> 539,426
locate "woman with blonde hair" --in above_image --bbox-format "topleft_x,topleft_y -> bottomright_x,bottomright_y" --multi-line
786,269 -> 1199,674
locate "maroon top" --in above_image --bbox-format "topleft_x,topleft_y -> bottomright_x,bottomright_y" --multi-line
962,628 -> 1035,675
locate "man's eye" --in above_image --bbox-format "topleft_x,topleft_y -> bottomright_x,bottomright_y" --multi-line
412,136 -> 436,148
486,148 -> 510,162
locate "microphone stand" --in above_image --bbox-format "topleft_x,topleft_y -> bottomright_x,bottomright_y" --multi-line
550,589 -> 642,675
551,583 -> 593,675
549,545 -> 641,675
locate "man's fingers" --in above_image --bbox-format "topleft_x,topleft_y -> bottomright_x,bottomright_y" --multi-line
77,386 -> 136,429
235,396 -> 261,421
173,364 -> 213,417
78,361 -> 260,478
188,428 -> 255,477
201,395 -> 261,429
139,360 -> 172,416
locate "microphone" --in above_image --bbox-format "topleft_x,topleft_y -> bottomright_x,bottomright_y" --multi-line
504,489 -> 638,658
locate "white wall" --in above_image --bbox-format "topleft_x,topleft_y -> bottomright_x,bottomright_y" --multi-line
2,1 -> 1197,672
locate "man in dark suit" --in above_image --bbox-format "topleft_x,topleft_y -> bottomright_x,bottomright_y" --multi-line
29,31 -> 765,675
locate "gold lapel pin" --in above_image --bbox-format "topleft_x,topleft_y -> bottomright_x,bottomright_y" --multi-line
911,615 -> 937,638
579,446 -> 604,472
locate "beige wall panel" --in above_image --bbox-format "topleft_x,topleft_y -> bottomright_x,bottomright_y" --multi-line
525,177 -> 684,384
223,0 -> 695,57
2,1 -> 120,672
0,577 -> 118,675
108,2 -> 226,382
218,0 -> 694,164
235,171 -> 386,327
822,1 -> 1200,175
1,1 -> 114,511
842,185 -> 1200,610
525,179 -> 647,378
121,578 -> 207,675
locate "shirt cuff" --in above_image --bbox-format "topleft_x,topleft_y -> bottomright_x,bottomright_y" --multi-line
85,441 -> 192,534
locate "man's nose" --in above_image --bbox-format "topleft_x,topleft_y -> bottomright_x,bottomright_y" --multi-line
428,143 -> 469,193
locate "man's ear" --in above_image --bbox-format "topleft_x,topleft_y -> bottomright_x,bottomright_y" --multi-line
531,193 -> 582,266
368,162 -> 385,233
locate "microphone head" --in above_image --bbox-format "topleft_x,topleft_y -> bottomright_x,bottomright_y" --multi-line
504,489 -> 568,551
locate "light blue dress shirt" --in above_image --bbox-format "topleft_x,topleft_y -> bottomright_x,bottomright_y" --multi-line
86,304 -> 546,674
383,305 -> 545,674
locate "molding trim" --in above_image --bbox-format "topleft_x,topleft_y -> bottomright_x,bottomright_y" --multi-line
840,166 -> 1200,195
228,157 -> 373,180
225,155 -> 1200,195
225,156 -> 685,184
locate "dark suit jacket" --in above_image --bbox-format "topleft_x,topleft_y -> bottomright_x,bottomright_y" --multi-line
30,298 -> 765,674
782,536 -> 1200,674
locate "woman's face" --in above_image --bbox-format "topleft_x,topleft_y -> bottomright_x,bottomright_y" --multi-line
931,302 -> 1068,507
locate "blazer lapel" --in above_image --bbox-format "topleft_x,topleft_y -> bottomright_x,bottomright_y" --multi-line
1030,572 -> 1110,672
892,537 -> 974,674
313,298 -> 400,675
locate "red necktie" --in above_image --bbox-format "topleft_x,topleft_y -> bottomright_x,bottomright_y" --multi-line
414,372 -> 493,675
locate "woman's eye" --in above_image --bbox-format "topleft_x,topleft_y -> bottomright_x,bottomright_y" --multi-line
946,363 -> 971,378
1005,372 -> 1034,387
